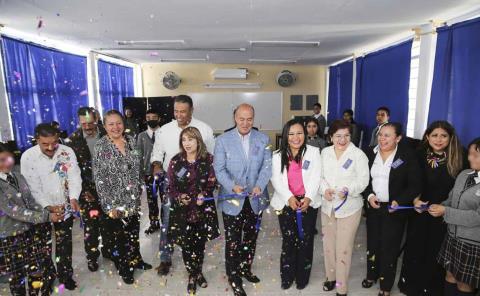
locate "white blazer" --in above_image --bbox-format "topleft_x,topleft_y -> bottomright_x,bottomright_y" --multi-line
270,145 -> 322,210
320,143 -> 370,218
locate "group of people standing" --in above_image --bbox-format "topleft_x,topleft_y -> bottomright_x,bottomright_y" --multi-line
0,95 -> 479,296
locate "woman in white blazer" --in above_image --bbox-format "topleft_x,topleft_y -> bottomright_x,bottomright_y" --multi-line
320,120 -> 370,296
271,119 -> 322,291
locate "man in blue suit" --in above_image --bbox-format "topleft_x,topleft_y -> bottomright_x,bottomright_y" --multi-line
214,103 -> 272,296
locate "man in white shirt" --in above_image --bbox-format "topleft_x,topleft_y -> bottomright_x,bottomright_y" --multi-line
150,95 -> 215,276
312,103 -> 327,138
21,123 -> 82,290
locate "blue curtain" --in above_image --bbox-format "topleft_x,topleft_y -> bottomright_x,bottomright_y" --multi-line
327,60 -> 353,124
97,60 -> 134,113
1,36 -> 88,150
355,39 -> 412,147
428,17 -> 480,145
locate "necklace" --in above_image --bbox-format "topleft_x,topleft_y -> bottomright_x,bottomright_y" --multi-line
426,149 -> 447,168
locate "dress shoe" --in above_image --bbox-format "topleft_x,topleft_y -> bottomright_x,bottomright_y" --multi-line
241,270 -> 260,283
362,278 -> 377,288
196,273 -> 208,288
122,274 -> 134,285
60,278 -> 77,290
229,277 -> 246,296
156,261 -> 172,276
135,261 -> 153,270
87,260 -> 99,272
187,274 -> 197,295
296,282 -> 308,290
281,281 -> 293,289
144,222 -> 160,235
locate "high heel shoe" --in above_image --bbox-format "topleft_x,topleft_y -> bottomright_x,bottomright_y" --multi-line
362,278 -> 377,288
323,280 -> 336,291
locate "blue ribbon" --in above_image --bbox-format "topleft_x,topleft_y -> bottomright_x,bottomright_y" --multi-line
387,204 -> 430,211
65,209 -> 83,228
296,209 -> 304,240
152,173 -> 165,201
334,190 -> 349,212
198,192 -> 249,202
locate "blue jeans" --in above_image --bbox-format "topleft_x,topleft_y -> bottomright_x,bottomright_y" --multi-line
159,200 -> 173,262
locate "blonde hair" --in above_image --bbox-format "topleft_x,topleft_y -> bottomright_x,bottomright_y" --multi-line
179,127 -> 207,159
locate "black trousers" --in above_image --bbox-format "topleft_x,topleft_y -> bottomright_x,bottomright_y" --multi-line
145,175 -> 160,224
278,206 -> 317,287
102,214 -> 141,276
79,197 -> 104,262
44,217 -> 74,282
223,199 -> 261,279
181,223 -> 206,276
399,211 -> 447,296
366,203 -> 407,292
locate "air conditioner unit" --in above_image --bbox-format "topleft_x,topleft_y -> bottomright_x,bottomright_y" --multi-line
213,68 -> 248,79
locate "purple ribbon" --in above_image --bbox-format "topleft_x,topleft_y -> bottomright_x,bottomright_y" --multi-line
296,209 -> 304,240
334,190 -> 349,212
387,204 -> 430,210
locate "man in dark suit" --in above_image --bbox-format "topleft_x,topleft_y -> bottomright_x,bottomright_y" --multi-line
67,107 -> 106,272
369,106 -> 390,147
312,103 -> 327,138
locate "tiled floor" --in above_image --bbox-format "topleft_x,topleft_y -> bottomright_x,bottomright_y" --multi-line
1,190 -> 406,296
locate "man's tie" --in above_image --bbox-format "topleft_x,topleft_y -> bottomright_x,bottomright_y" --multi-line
151,132 -> 155,144
464,172 -> 478,190
6,173 -> 17,188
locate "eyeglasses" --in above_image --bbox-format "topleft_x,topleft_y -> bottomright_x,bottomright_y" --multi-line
332,134 -> 351,140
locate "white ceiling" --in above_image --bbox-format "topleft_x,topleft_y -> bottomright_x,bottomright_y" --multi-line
0,0 -> 479,65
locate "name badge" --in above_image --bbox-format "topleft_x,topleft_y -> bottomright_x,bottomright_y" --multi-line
391,159 -> 404,169
342,159 -> 353,170
176,167 -> 187,178
302,160 -> 310,170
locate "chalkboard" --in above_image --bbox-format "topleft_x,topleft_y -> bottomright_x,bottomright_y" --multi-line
189,92 -> 283,131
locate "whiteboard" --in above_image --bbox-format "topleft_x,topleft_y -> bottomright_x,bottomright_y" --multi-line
189,92 -> 283,131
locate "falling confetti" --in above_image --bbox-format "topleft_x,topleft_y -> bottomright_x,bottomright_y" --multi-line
37,18 -> 44,29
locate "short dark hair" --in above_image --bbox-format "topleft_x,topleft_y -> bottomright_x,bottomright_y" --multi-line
77,106 -> 93,117
0,142 -> 12,154
381,122 -> 402,137
35,123 -> 58,138
146,109 -> 160,116
305,117 -> 319,127
343,109 -> 354,117
328,119 -> 352,137
377,106 -> 390,116
468,137 -> 480,152
174,95 -> 193,108
51,121 -> 59,127
313,103 -> 321,109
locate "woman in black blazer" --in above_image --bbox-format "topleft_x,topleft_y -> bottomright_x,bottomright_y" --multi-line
361,122 -> 422,296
